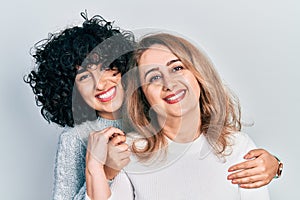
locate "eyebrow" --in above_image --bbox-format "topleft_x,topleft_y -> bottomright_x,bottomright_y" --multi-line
144,67 -> 159,79
77,68 -> 87,74
143,59 -> 181,79
166,59 -> 181,66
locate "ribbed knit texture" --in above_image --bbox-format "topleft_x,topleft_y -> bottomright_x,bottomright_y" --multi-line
107,132 -> 270,200
52,117 -> 122,200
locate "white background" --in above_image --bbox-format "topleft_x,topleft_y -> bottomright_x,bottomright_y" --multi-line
0,0 -> 298,199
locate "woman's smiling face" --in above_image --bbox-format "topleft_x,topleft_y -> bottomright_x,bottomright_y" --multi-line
138,44 -> 201,118
75,64 -> 124,120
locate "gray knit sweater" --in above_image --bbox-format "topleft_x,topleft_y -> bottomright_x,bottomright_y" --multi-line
52,117 -> 122,200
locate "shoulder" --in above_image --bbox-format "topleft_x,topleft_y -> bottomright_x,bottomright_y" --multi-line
58,120 -> 97,149
224,131 -> 257,159
60,119 -> 101,144
59,127 -> 79,144
55,126 -> 87,164
228,131 -> 255,147
57,129 -> 83,152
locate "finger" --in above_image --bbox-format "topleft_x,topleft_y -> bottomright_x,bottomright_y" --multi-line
230,173 -> 265,185
243,148 -> 265,159
228,166 -> 262,180
118,150 -> 131,160
95,127 -> 125,140
90,129 -> 114,142
105,127 -> 125,135
120,157 -> 131,167
231,175 -> 264,184
116,158 -> 131,170
116,143 -> 129,152
239,180 -> 267,189
228,159 -> 257,172
109,135 -> 126,145
107,157 -> 131,171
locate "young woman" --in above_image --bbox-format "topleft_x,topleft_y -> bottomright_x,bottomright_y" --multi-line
25,14 -> 281,200
85,33 -> 280,199
25,14 -> 134,199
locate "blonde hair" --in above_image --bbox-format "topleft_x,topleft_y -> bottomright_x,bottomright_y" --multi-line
123,33 -> 241,160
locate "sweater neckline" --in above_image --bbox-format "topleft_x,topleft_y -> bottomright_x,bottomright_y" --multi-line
124,133 -> 213,174
97,117 -> 122,127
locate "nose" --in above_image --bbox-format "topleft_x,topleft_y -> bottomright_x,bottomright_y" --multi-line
94,71 -> 108,91
162,74 -> 176,91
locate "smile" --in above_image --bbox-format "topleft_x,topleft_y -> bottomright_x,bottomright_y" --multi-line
95,86 -> 117,102
163,89 -> 186,104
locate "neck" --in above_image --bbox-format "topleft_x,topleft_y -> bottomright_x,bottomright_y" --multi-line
97,109 -> 122,120
157,105 -> 201,143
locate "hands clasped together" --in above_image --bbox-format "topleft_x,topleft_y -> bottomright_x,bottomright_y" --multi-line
86,127 -> 131,173
85,127 -> 131,199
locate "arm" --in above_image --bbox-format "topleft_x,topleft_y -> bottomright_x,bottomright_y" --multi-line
85,127 -> 127,200
227,149 -> 281,188
86,154 -> 111,200
230,133 -> 270,199
53,130 -> 87,200
85,171 -> 134,200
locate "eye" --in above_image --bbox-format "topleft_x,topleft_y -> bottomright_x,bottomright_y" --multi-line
172,65 -> 184,72
149,75 -> 163,83
78,73 -> 91,81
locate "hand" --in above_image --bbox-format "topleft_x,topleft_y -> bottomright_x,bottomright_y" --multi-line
85,127 -> 124,200
227,148 -> 278,188
104,133 -> 131,180
86,127 -> 125,169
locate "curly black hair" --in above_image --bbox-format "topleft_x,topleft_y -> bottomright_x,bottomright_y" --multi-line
24,14 -> 135,127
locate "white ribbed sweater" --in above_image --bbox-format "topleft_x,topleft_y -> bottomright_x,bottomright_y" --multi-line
108,132 -> 269,200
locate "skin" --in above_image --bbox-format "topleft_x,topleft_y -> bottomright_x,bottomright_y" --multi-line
86,127 -> 126,199
75,64 -> 130,180
227,148 -> 279,188
75,64 -> 124,120
138,45 -> 201,142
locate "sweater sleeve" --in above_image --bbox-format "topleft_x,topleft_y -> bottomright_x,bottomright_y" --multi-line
74,182 -> 88,200
52,129 -> 87,200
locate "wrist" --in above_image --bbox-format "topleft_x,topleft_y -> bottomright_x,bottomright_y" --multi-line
273,155 -> 283,179
86,162 -> 105,176
104,165 -> 120,180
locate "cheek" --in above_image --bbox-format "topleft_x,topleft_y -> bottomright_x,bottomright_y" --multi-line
114,73 -> 122,82
191,81 -> 201,99
76,84 -> 92,101
117,84 -> 125,99
142,85 -> 161,105
185,74 -> 201,98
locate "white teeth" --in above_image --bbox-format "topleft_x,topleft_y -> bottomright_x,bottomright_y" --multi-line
166,90 -> 185,101
98,87 -> 115,99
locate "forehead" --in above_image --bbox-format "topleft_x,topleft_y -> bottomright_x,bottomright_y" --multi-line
76,63 -> 99,74
139,45 -> 178,66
